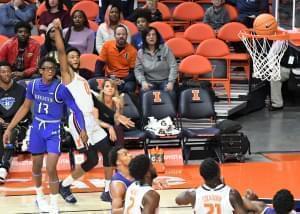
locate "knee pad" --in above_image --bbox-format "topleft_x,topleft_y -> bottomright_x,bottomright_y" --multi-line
81,152 -> 99,172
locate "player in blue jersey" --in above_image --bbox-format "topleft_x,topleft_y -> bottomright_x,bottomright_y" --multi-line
2,57 -> 88,214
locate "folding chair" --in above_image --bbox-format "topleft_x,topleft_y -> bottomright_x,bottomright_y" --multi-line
121,20 -> 138,36
31,35 -> 45,45
157,2 -> 172,21
80,53 -> 99,79
141,90 -> 181,152
88,20 -> 99,32
165,37 -> 194,60
183,23 -> 215,45
178,88 -> 221,163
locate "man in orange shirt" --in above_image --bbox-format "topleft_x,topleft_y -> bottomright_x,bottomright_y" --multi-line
96,24 -> 137,93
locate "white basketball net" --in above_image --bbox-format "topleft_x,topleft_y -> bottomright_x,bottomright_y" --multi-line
239,30 -> 288,81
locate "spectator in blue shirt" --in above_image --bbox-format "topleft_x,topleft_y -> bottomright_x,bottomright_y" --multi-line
0,0 -> 36,37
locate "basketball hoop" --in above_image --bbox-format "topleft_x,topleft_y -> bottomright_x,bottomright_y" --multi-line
239,29 -> 289,81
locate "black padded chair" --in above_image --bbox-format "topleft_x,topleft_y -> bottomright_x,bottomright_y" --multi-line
88,77 -> 106,92
141,90 -> 181,152
178,88 -> 221,163
122,93 -> 147,152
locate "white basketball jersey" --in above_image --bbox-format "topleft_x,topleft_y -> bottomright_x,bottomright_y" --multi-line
66,73 -> 94,114
194,184 -> 234,214
124,182 -> 159,214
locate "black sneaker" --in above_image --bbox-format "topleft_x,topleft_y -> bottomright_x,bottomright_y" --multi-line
59,181 -> 77,204
100,191 -> 112,202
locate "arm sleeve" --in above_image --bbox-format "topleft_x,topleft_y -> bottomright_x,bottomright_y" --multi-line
134,51 -> 146,84
86,30 -> 95,54
166,46 -> 178,83
15,4 -> 36,22
25,81 -> 34,100
23,43 -> 40,77
58,86 -> 86,131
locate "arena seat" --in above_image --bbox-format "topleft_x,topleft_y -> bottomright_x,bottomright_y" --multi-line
196,38 -> 231,102
183,23 -> 215,45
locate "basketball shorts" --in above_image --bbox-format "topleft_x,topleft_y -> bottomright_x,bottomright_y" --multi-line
29,120 -> 61,154
68,112 -> 107,150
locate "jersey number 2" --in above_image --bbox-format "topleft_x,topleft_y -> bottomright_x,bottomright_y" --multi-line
204,203 -> 221,214
38,102 -> 49,114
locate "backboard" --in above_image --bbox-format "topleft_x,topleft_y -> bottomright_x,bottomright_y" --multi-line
273,0 -> 300,46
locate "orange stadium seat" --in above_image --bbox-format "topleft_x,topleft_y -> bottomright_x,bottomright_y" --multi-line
31,35 -> 45,45
157,2 -> 172,21
196,38 -> 231,102
150,21 -> 175,41
70,1 -> 99,21
184,23 -> 215,45
0,35 -> 8,48
88,20 -> 99,32
224,4 -> 239,21
217,22 -> 250,79
166,37 -> 194,59
80,53 -> 98,74
121,20 -> 138,36
171,2 -> 205,30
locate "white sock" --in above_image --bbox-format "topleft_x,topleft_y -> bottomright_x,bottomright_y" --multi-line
104,180 -> 111,192
62,175 -> 75,187
50,194 -> 58,207
35,186 -> 44,198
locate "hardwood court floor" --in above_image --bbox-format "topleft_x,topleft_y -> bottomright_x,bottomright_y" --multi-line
1,154 -> 300,213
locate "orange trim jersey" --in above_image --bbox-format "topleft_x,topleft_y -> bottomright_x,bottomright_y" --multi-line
99,40 -> 137,79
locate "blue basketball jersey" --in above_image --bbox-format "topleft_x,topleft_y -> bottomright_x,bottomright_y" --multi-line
26,78 -> 64,121
111,171 -> 133,189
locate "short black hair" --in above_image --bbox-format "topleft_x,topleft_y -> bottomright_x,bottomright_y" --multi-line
200,158 -> 220,181
129,154 -> 150,181
133,8 -> 151,23
39,57 -> 58,69
66,46 -> 81,56
141,26 -> 162,51
0,61 -> 12,70
14,21 -> 32,34
109,146 -> 123,167
273,189 -> 294,214
114,24 -> 128,35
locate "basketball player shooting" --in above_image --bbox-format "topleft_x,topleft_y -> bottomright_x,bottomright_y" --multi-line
52,19 -> 114,204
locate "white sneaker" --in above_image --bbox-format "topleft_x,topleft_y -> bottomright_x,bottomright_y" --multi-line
36,196 -> 50,213
0,168 -> 8,184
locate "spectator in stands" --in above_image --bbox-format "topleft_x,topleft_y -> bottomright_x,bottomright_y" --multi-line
98,0 -> 137,23
270,46 -> 300,111
134,27 -> 178,98
143,0 -> 162,22
63,10 -> 95,54
38,0 -> 71,35
96,3 -> 130,54
93,79 -> 135,147
40,23 -> 59,63
96,25 -> 137,93
0,0 -> 36,38
131,8 -> 151,50
203,0 -> 230,31
0,61 -> 28,184
236,0 -> 269,27
0,22 -> 40,79
175,158 -> 248,213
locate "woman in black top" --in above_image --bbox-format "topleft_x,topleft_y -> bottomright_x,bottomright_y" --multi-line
93,79 -> 135,146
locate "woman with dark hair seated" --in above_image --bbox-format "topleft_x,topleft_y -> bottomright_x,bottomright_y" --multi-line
63,10 -> 95,54
134,27 -> 178,98
38,0 -> 71,35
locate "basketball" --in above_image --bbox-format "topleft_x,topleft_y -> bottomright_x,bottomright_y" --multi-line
253,13 -> 278,35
